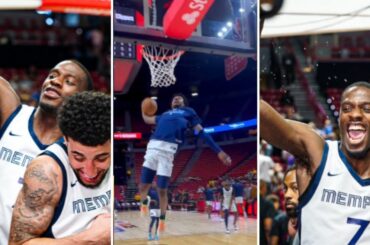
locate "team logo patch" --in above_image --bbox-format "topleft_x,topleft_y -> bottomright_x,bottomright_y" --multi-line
182,11 -> 200,25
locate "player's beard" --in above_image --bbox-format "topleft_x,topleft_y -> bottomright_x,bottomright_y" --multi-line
74,169 -> 108,189
39,101 -> 58,115
346,147 -> 370,159
286,203 -> 298,218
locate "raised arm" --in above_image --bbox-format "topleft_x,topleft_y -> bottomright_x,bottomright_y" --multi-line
194,124 -> 232,166
0,76 -> 21,127
260,100 -> 324,171
9,156 -> 111,245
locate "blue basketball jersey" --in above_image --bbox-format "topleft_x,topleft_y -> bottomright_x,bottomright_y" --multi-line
233,183 -> 244,197
204,188 -> 214,201
151,107 -> 201,145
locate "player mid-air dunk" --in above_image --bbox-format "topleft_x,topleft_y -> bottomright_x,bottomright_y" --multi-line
139,94 -> 232,233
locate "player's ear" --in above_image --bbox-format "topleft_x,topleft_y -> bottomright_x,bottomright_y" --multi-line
64,136 -> 69,143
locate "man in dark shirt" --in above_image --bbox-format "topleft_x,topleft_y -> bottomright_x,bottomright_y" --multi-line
270,166 -> 299,245
260,180 -> 276,245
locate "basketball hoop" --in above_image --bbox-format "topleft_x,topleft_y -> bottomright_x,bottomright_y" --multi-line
142,45 -> 184,87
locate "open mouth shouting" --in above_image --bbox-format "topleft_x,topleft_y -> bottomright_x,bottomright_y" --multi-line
347,123 -> 366,145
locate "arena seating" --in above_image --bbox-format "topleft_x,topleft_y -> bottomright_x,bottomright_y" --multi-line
260,89 -> 284,113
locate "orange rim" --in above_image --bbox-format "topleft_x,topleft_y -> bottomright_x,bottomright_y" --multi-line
142,47 -> 185,61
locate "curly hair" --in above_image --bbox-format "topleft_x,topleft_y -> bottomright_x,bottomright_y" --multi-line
58,91 -> 110,146
171,93 -> 189,106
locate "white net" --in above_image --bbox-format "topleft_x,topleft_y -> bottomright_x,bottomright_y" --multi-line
142,45 -> 184,87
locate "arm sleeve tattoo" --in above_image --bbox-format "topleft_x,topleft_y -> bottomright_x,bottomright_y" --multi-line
9,158 -> 62,244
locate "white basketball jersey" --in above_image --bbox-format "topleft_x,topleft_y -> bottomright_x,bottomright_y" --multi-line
222,187 -> 234,210
41,142 -> 111,238
0,105 -> 52,244
300,140 -> 370,244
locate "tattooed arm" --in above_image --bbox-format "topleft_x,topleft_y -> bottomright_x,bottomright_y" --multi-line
9,156 -> 111,245
9,155 -> 62,244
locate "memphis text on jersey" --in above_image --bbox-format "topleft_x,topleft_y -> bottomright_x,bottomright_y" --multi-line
322,188 -> 370,209
73,190 -> 111,214
0,146 -> 33,167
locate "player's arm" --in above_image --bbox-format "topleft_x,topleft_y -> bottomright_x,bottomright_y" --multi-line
9,156 -> 111,245
141,111 -> 156,125
9,156 -> 63,244
194,124 -> 232,166
0,76 -> 21,127
260,100 -> 324,171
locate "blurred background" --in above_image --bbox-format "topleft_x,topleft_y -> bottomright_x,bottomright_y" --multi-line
260,0 -> 370,244
0,5 -> 110,105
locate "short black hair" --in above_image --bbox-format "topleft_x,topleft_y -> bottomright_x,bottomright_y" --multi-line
171,93 -> 188,106
284,165 -> 297,181
342,81 -> 370,102
58,91 -> 110,146
69,59 -> 94,91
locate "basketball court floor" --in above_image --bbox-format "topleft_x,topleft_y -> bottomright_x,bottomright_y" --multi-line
114,211 -> 257,244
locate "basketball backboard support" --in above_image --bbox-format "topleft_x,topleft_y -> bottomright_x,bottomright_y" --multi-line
113,0 -> 257,57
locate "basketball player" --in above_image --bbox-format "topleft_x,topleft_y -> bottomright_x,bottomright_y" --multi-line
233,178 -> 245,218
148,184 -> 160,241
204,184 -> 215,219
140,93 -> 232,232
9,91 -> 111,244
221,180 -> 238,234
261,81 -> 370,244
0,60 -> 93,244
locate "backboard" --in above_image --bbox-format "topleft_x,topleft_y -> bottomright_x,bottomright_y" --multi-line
113,0 -> 257,94
113,0 -> 256,56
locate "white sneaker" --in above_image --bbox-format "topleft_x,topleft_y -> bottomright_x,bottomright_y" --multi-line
234,226 -> 239,231
225,229 -> 230,234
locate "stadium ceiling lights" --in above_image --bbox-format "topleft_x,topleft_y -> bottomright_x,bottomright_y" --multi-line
0,0 -> 110,16
262,0 -> 370,37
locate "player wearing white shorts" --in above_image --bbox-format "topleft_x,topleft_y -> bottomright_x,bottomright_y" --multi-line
139,94 -> 232,232
0,60 -> 93,244
233,179 -> 245,218
221,181 -> 238,233
204,184 -> 215,219
261,82 -> 370,244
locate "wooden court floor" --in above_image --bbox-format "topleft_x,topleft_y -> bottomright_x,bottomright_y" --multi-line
114,210 -> 257,245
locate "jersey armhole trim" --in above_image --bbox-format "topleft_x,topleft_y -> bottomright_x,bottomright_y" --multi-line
40,150 -> 68,238
298,142 -> 329,208
0,104 -> 22,139
297,142 -> 329,244
28,109 -> 50,150
338,144 -> 370,186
